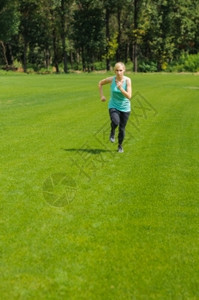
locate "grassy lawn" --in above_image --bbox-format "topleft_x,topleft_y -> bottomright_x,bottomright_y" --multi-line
0,71 -> 199,299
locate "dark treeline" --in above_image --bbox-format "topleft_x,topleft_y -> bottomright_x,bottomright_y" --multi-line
0,0 -> 199,72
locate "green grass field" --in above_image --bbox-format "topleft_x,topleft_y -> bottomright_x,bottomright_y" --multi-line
0,71 -> 199,299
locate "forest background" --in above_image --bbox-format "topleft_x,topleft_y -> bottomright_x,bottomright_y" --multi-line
0,0 -> 199,73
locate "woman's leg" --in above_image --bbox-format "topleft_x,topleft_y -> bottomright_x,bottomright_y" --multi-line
118,111 -> 130,146
109,108 -> 120,140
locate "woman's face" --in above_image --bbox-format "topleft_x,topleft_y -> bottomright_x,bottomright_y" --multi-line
115,64 -> 125,78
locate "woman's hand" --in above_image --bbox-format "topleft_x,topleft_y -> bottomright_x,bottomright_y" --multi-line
98,77 -> 113,102
116,78 -> 132,100
116,80 -> 123,90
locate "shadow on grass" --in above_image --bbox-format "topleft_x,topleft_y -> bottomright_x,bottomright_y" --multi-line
62,148 -> 115,155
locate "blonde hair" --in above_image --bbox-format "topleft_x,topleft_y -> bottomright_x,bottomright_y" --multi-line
114,62 -> 126,72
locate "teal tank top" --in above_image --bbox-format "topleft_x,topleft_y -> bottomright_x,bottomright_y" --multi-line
108,76 -> 131,112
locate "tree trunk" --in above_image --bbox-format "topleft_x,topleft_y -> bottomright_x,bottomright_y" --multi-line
44,48 -> 50,69
62,44 -> 67,73
53,29 -> 59,73
133,42 -> 138,72
133,0 -> 139,72
23,40 -> 28,72
116,8 -> 121,61
105,9 -> 110,71
82,47 -> 86,71
6,43 -> 14,66
61,0 -> 68,73
0,41 -> 9,68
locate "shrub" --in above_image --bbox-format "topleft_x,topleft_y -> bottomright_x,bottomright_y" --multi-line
167,53 -> 199,72
184,54 -> 199,72
93,61 -> 106,71
138,60 -> 158,72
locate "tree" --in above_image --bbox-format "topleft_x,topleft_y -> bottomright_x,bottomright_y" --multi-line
55,0 -> 74,73
1,0 -> 199,72
60,0 -> 68,73
172,0 -> 199,55
140,0 -> 175,71
0,0 -> 19,67
19,0 -> 50,72
72,0 -> 104,71
131,0 -> 146,72
102,0 -> 116,70
120,0 -> 148,72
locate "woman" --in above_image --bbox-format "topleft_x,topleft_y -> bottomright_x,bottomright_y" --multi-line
98,62 -> 132,153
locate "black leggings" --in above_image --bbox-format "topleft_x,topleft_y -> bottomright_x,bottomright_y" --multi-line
109,108 -> 130,145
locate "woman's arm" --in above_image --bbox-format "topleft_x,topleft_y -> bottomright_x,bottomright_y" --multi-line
98,77 -> 113,101
116,77 -> 132,100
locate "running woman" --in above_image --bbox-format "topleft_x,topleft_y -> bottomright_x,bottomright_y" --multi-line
98,62 -> 132,153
